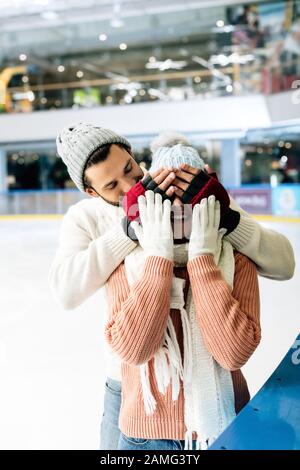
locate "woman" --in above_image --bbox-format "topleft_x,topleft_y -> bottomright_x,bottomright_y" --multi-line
104,184 -> 261,450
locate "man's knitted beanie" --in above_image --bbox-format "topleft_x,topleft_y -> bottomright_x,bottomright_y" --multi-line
56,122 -> 131,192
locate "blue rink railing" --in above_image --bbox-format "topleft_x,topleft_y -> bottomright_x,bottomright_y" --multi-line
209,334 -> 300,450
0,185 -> 300,217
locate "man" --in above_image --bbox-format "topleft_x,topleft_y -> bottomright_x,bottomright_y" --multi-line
48,123 -> 295,449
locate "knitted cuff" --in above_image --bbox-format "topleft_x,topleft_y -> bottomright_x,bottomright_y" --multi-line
220,208 -> 241,235
120,216 -> 139,242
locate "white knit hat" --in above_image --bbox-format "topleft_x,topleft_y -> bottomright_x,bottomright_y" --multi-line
56,122 -> 131,192
149,132 -> 205,173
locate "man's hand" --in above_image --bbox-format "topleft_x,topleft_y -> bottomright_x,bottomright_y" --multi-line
172,163 -> 240,235
141,167 -> 177,200
122,167 -> 177,221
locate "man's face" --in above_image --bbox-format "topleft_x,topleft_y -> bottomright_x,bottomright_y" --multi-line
85,144 -> 143,205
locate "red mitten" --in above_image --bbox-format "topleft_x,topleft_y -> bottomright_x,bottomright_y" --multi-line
122,181 -> 146,221
190,177 -> 230,216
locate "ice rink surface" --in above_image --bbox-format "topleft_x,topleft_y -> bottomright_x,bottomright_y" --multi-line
0,216 -> 299,449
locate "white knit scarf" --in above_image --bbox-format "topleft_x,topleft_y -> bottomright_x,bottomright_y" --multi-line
124,236 -> 237,450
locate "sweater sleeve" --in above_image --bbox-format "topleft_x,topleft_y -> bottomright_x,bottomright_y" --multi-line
105,256 -> 173,366
187,252 -> 261,371
48,204 -> 137,310
226,195 -> 295,281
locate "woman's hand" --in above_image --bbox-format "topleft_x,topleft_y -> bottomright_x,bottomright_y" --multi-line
188,195 -> 227,261
131,190 -> 174,261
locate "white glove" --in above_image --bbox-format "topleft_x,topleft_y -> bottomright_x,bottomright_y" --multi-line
188,195 -> 227,261
131,190 -> 174,261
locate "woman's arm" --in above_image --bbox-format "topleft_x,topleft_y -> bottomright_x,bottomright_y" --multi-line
187,251 -> 261,371
105,256 -> 173,366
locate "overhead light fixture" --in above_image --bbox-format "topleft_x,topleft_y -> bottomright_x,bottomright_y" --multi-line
22,76 -> 29,83
34,0 -> 49,5
145,58 -> 187,71
41,11 -> 58,20
216,20 -> 225,27
19,53 -> 27,61
111,17 -> 124,28
111,1 -> 124,28
210,53 -> 255,66
76,70 -> 84,78
99,34 -> 107,41
57,65 -> 65,72
119,43 -> 127,50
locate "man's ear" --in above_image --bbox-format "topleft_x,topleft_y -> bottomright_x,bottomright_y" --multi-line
85,187 -> 99,198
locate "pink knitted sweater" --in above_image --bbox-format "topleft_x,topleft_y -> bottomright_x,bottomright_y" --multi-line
105,252 -> 261,440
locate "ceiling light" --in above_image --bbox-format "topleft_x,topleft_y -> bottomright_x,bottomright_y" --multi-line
119,43 -> 127,50
216,20 -> 224,27
41,11 -> 58,20
76,70 -> 84,78
34,0 -> 49,5
57,65 -> 65,72
19,54 -> 27,61
22,76 -> 29,83
28,91 -> 35,102
111,17 -> 124,28
111,1 -> 124,28
99,34 -> 107,41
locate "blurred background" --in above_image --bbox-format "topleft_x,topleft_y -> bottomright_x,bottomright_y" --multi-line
0,0 -> 299,450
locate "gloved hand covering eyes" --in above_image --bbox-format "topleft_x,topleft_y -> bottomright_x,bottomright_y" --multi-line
122,166 -> 240,237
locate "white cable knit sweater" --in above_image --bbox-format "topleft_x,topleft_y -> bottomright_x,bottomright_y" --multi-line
48,194 -> 295,380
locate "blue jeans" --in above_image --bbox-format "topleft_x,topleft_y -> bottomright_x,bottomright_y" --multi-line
118,433 -> 198,450
99,377 -> 198,451
99,377 -> 122,450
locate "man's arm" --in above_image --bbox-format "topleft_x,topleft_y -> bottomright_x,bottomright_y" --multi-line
226,195 -> 295,280
48,203 -> 137,310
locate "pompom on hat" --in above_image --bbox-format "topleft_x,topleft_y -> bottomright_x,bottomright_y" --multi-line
149,131 -> 205,173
